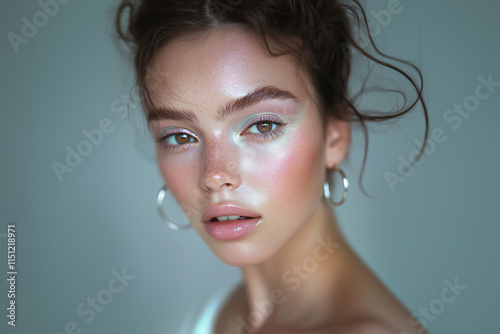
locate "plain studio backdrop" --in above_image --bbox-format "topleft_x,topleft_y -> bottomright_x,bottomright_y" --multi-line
0,0 -> 499,333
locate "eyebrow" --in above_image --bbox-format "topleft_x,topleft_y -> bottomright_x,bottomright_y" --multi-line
147,86 -> 298,123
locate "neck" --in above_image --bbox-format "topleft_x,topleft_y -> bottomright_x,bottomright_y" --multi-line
240,198 -> 351,330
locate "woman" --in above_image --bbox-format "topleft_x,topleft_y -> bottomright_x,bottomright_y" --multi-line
115,0 -> 429,333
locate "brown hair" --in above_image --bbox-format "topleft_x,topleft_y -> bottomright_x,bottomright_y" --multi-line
115,0 -> 429,195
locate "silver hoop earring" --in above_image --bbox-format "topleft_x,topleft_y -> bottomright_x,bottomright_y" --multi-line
323,167 -> 349,206
157,185 -> 191,231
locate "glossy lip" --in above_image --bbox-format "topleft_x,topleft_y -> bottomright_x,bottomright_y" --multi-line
202,202 -> 262,224
202,202 -> 263,241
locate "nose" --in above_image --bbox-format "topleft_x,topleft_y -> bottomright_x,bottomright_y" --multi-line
200,137 -> 242,193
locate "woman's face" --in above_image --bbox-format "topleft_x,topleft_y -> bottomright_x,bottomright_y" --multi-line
149,26 -> 336,266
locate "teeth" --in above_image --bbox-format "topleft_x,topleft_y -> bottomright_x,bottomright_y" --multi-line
215,215 -> 242,221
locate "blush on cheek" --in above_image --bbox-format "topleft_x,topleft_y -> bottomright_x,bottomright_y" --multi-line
158,154 -> 200,209
284,136 -> 323,203
251,130 -> 323,206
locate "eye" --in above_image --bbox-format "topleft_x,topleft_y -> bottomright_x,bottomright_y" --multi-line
158,131 -> 197,151
247,121 -> 278,134
243,115 -> 287,141
165,133 -> 195,145
156,115 -> 287,152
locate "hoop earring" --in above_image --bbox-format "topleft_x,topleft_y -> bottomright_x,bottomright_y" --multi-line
323,167 -> 349,206
157,185 -> 191,231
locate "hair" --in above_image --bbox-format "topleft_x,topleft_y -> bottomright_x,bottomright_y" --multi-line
114,0 -> 429,196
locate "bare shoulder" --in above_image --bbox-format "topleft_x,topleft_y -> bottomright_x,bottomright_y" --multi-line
214,283 -> 248,333
330,251 -> 422,334
335,320 -> 399,334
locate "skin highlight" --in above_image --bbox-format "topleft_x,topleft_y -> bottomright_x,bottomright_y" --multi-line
148,26 -> 426,333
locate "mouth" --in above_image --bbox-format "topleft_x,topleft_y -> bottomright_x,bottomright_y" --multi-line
201,203 -> 262,240
208,215 -> 260,223
201,202 -> 262,224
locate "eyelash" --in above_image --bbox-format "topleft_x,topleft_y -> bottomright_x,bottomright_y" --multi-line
157,116 -> 287,152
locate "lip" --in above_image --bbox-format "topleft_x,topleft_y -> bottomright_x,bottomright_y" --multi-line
202,202 -> 262,240
202,202 -> 262,224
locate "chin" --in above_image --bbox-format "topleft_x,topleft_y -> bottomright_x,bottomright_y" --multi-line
206,239 -> 278,267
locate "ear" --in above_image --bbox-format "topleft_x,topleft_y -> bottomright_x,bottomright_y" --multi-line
324,110 -> 351,169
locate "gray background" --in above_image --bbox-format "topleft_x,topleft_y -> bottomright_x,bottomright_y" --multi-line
1,0 -> 499,333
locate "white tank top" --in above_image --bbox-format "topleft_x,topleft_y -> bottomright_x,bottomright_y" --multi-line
178,281 -> 241,334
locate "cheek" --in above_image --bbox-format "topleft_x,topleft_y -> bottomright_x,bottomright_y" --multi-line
157,150 -> 201,207
247,126 -> 325,206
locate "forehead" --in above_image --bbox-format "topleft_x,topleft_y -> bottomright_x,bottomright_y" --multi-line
148,26 -> 312,110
